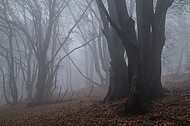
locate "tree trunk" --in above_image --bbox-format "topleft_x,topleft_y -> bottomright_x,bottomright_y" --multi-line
97,0 -> 130,102
36,55 -> 48,103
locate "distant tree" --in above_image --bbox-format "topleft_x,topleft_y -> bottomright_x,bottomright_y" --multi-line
0,3 -> 20,105
15,29 -> 37,100
0,0 -> 94,103
163,0 -> 190,75
68,1 -> 110,88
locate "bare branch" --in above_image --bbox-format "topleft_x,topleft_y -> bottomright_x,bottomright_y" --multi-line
48,0 -> 94,65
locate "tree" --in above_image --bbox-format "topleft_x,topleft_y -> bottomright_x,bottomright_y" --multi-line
0,0 -> 95,103
0,2 -> 21,105
97,0 -> 174,114
15,29 -> 37,101
11,0 -> 70,103
96,0 -> 130,102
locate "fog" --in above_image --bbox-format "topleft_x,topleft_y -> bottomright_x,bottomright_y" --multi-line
0,0 -> 190,125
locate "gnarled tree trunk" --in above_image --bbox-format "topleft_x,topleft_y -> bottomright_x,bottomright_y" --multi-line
96,0 -> 130,102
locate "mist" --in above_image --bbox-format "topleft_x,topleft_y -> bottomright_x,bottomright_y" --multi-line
0,0 -> 189,125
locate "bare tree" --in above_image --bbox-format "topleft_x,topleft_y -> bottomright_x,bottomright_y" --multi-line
0,0 -> 95,103
0,2 -> 20,105
97,0 -> 174,114
69,1 -> 110,88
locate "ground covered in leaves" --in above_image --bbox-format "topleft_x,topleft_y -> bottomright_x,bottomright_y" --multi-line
0,83 -> 190,126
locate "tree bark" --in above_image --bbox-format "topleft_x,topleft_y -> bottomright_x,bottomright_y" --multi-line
96,0 -> 130,102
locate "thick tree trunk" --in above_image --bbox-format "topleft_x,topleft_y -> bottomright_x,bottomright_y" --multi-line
135,0 -> 162,100
148,0 -> 173,99
126,0 -> 174,114
96,0 -> 130,102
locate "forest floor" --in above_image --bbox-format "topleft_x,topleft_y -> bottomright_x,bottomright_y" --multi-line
0,83 -> 190,126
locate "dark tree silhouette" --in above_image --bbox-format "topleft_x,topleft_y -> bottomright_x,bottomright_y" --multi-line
96,0 -> 130,102
97,0 -> 174,114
